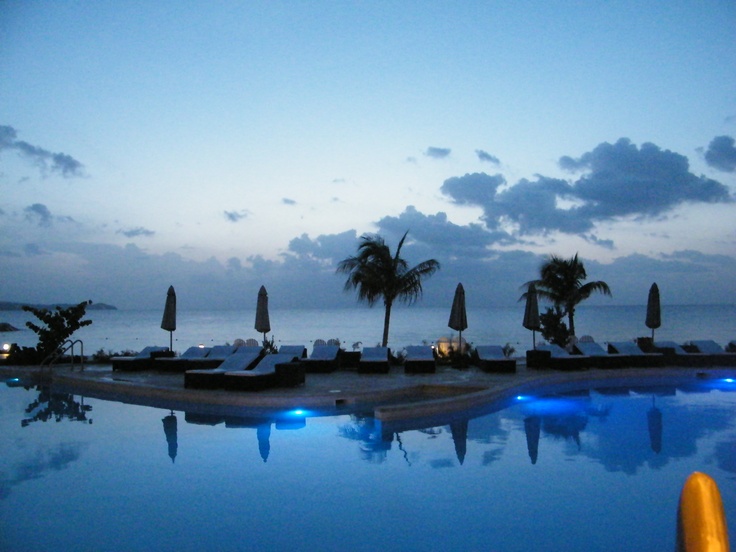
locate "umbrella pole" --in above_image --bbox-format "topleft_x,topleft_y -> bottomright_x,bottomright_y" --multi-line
532,330 -> 536,350
169,331 -> 173,352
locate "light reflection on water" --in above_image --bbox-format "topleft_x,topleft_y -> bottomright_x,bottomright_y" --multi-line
1,377 -> 734,551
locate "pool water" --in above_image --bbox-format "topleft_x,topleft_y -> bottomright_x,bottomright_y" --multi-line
1,377 -> 734,551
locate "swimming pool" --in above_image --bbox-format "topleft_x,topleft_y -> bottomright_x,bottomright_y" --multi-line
2,376 -> 734,551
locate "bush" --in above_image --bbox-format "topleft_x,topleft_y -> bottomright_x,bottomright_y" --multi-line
18,300 -> 93,364
540,306 -> 570,347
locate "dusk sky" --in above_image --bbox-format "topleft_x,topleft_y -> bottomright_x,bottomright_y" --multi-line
1,2 -> 735,310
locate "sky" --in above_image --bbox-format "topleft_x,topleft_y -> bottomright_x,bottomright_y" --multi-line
1,1 -> 735,311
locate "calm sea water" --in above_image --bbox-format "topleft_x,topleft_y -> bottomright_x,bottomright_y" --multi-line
1,377 -> 734,551
1,304 -> 734,356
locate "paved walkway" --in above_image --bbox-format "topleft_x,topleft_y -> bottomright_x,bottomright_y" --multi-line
4,360 -> 731,423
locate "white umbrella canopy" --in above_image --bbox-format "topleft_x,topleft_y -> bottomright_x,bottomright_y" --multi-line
160,285 -> 176,351
523,283 -> 541,349
255,285 -> 271,347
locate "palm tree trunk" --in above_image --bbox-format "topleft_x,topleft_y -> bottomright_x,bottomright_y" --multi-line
567,306 -> 576,337
382,301 -> 393,347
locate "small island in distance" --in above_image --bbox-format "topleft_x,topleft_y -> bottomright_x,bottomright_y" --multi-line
0,301 -> 117,311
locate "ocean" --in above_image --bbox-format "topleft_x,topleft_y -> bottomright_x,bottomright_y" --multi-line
1,304 -> 734,357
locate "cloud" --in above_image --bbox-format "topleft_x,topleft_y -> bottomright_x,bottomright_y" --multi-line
582,234 -> 615,249
704,135 -> 736,172
224,210 -> 249,222
562,138 -> 732,217
441,139 -> 733,241
287,230 -> 358,261
24,243 -> 48,256
226,257 -> 242,271
376,205 -> 512,251
0,124 -> 85,178
441,173 -> 507,206
118,227 -> 155,238
424,147 -> 451,159
282,198 -> 297,205
475,149 -> 500,164
24,203 -> 53,226
1,224 -> 734,310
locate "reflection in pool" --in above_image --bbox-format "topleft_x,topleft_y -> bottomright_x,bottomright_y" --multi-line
1,377 -> 734,551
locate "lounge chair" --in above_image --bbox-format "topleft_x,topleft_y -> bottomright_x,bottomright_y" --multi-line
537,344 -> 588,371
222,353 -> 300,391
184,347 -> 264,389
156,345 -> 211,372
653,341 -> 710,367
607,341 -> 664,367
573,341 -> 627,369
688,340 -> 736,366
111,346 -> 170,371
159,344 -> 239,371
278,345 -> 307,359
472,345 -> 516,373
727,341 -> 736,353
301,345 -> 341,373
358,347 -> 390,374
184,412 -> 225,426
404,345 -> 437,374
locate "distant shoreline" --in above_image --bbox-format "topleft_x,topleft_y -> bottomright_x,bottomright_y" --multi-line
0,302 -> 117,311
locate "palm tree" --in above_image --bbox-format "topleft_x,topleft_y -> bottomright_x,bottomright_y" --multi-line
524,254 -> 611,337
337,231 -> 440,347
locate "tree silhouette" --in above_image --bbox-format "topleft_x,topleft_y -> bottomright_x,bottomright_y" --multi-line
337,231 -> 439,347
523,254 -> 611,339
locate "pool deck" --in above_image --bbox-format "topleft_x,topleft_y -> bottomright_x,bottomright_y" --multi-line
2,361 -> 734,422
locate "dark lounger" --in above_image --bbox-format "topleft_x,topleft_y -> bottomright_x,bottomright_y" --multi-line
653,341 -> 710,367
301,345 -> 341,373
688,340 -> 736,366
184,347 -> 264,389
111,346 -> 171,371
403,345 -> 437,374
473,345 -> 516,373
278,345 -> 307,359
222,353 -> 300,391
537,344 -> 588,371
573,341 -> 628,369
607,341 -> 664,367
358,347 -> 390,374
156,345 -> 211,372
161,344 -> 239,371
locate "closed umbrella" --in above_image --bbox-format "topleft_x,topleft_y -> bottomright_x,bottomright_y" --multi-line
450,419 -> 468,465
645,283 -> 661,340
162,410 -> 178,463
160,285 -> 176,351
257,422 -> 271,463
647,397 -> 663,454
524,415 -> 541,465
523,283 -> 541,349
255,285 -> 271,348
448,283 -> 468,355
